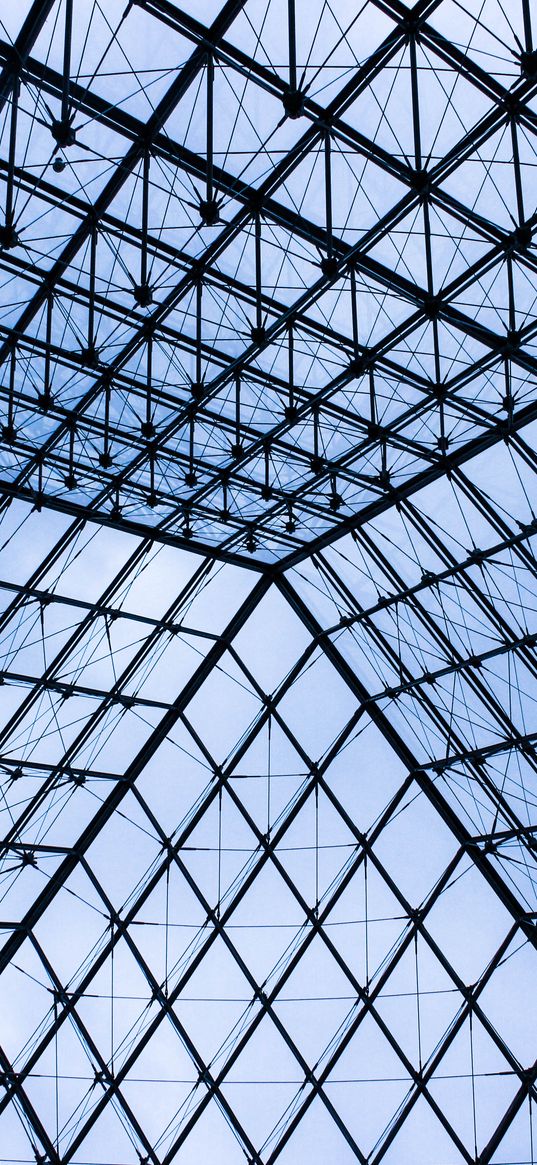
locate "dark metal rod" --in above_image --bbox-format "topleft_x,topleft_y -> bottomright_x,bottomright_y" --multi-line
196,276 -> 203,385
43,291 -> 52,406
146,330 -> 153,432
350,265 -> 359,359
522,0 -> 534,54
510,118 -> 525,227
288,0 -> 297,91
140,147 -> 150,289
288,322 -> 294,412
206,51 -> 214,203
102,378 -> 110,462
4,75 -> 19,230
324,128 -> 333,258
254,210 -> 263,330
5,344 -> 15,433
235,371 -> 241,447
369,366 -> 376,424
409,32 -> 422,171
87,220 -> 97,352
61,0 -> 73,125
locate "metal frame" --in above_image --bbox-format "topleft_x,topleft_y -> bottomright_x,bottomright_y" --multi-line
0,1 -> 537,1161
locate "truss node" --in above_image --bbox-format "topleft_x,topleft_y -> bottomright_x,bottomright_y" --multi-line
133,282 -> 153,307
198,196 -> 221,226
319,255 -> 339,278
250,324 -> 267,346
521,49 -> 537,78
0,223 -> 18,249
50,117 -> 75,147
282,88 -> 305,119
1,423 -> 16,443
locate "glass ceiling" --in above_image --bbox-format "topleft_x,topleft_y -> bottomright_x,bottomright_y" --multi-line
0,0 -> 537,1162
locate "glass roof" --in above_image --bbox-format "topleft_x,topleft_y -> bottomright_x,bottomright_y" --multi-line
0,1 -> 537,1162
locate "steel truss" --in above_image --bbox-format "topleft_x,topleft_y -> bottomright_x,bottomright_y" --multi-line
0,0 -> 537,1162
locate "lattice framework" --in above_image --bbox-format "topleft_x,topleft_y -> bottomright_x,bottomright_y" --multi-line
0,1 -> 537,1162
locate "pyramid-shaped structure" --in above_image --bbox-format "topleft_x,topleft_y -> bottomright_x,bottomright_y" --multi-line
0,1 -> 536,1162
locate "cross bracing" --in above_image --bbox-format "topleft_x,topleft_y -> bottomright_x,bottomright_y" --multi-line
0,0 -> 537,1162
